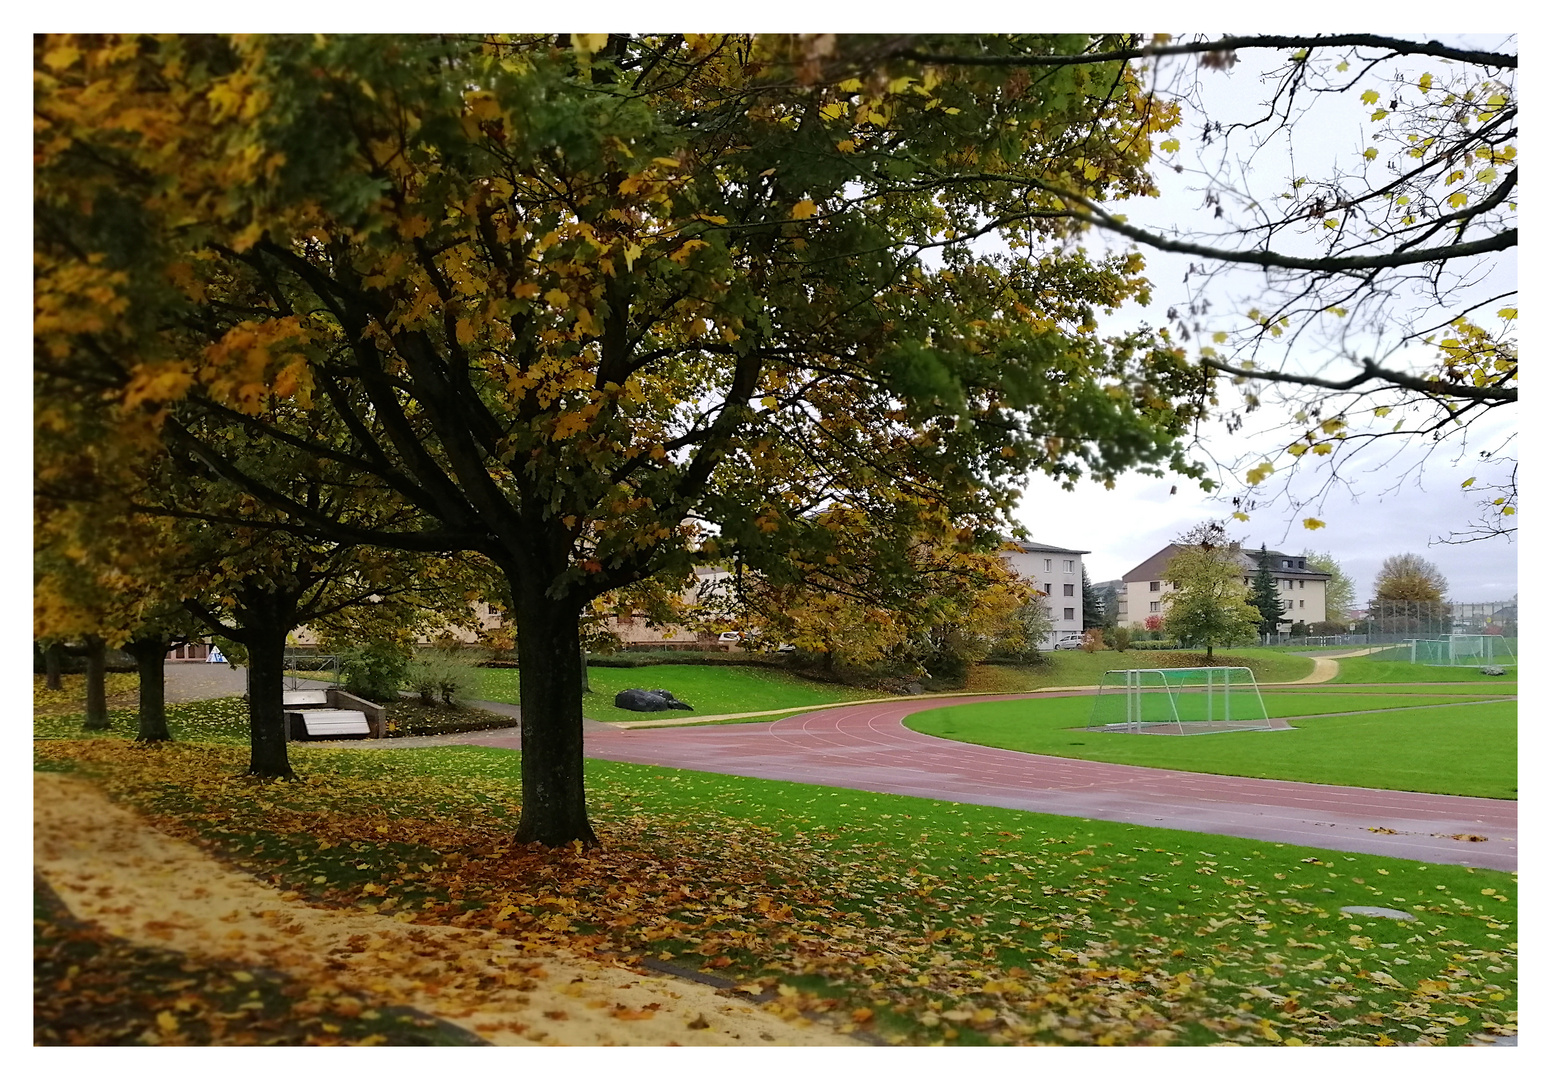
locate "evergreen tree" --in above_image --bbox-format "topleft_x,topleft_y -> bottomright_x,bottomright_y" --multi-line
1250,545 -> 1285,637
1081,568 -> 1103,629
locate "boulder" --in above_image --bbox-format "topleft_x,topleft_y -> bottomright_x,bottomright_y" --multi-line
614,688 -> 695,712
1480,666 -> 1506,676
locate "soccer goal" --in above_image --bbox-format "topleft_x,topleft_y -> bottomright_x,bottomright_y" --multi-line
1086,667 -> 1274,736
1408,635 -> 1517,668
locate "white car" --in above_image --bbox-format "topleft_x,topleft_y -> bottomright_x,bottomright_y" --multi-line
1051,635 -> 1084,650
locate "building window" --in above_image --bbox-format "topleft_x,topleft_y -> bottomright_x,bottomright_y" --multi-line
1149,601 -> 1160,613
1063,607 -> 1075,621
1044,582 -> 1053,597
1063,583 -> 1075,596
1044,558 -> 1052,572
1299,599 -> 1305,609
1149,581 -> 1160,592
1299,579 -> 1304,589
1283,600 -> 1293,611
1064,559 -> 1075,572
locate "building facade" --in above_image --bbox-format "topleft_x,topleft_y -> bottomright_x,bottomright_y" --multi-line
1002,540 -> 1088,648
1117,543 -> 1330,631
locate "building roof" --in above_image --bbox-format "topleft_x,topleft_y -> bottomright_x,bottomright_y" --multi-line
1005,539 -> 1090,556
1121,543 -> 1331,583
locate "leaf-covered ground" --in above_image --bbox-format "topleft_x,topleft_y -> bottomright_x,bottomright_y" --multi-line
905,697 -> 1517,799
34,714 -> 1517,1047
33,672 -> 139,716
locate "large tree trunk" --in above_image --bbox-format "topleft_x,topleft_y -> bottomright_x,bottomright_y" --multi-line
126,636 -> 172,742
512,584 -> 597,847
44,642 -> 64,691
244,622 -> 296,779
81,635 -> 109,730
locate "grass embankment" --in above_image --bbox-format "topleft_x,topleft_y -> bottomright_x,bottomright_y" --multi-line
965,649 -> 1317,696
34,731 -> 1516,1047
1325,656 -> 1518,686
906,696 -> 1516,799
33,673 -> 140,717
472,663 -> 879,722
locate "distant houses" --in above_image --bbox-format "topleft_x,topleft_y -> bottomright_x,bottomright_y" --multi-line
1000,540 -> 1087,649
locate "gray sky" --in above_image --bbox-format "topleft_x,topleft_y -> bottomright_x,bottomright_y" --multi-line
1010,32 -> 1518,603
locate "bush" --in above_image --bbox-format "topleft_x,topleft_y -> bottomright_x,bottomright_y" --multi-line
1310,620 -> 1348,636
1080,628 -> 1105,653
339,640 -> 413,702
1109,626 -> 1132,652
1129,639 -> 1181,650
405,649 -> 478,707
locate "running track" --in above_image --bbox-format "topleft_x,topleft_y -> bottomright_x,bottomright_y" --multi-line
455,694 -> 1517,872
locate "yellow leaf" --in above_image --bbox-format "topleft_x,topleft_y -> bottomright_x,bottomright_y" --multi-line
1360,89 -> 1380,105
513,282 -> 540,300
544,289 -> 570,309
791,199 -> 818,220
1477,167 -> 1497,184
1159,138 -> 1180,153
157,1011 -> 180,1034
1419,73 -> 1433,92
573,33 -> 609,54
1363,147 -> 1379,161
1246,463 -> 1274,485
1461,477 -> 1476,489
1231,511 -> 1250,522
1448,191 -> 1469,210
1302,518 -> 1326,530
1212,331 -> 1228,344
455,318 -> 474,345
44,45 -> 80,71
1497,307 -> 1517,319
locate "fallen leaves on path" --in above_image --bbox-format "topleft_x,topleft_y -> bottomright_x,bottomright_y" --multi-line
33,772 -> 863,1047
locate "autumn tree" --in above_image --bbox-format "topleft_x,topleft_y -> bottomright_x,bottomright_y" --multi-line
1248,545 -> 1284,637
1300,549 -> 1356,623
1161,523 -> 1260,659
35,34 -> 1211,845
1373,553 -> 1448,602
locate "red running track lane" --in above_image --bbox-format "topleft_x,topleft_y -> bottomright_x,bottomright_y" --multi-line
455,694 -> 1516,872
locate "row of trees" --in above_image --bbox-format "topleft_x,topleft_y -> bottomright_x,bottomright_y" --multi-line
36,33 -> 1514,846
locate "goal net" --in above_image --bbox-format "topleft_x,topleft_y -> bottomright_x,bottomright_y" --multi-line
1408,635 -> 1517,667
1087,667 -> 1273,736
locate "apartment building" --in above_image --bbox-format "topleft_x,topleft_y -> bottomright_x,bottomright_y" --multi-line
1117,542 -> 1330,631
1002,540 -> 1088,648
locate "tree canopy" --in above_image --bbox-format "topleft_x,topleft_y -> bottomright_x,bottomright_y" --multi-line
36,33 -> 1230,844
1162,523 -> 1260,658
1372,552 -> 1448,602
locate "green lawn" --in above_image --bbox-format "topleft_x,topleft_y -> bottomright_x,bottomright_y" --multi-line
36,737 -> 1518,1046
965,649 -> 1316,695
1269,683 -> 1517,696
906,697 -> 1516,799
470,663 -> 879,721
1326,655 -> 1519,686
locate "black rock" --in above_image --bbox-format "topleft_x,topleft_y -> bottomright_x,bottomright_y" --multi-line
614,688 -> 695,712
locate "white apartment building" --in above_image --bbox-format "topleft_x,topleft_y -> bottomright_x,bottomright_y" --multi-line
1002,540 -> 1088,648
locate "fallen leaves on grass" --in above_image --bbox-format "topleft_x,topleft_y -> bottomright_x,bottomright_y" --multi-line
34,736 -> 1518,1047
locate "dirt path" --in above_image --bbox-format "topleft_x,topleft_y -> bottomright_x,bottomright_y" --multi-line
33,773 -> 861,1047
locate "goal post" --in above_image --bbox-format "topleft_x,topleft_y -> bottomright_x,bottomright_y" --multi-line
1087,667 -> 1272,735
1410,635 -> 1517,667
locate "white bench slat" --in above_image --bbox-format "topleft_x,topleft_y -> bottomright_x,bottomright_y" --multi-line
292,708 -> 370,736
283,690 -> 331,706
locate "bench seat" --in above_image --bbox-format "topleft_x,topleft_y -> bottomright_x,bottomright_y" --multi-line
287,708 -> 371,738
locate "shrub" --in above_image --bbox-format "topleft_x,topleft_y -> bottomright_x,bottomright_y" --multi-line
1129,639 -> 1181,650
406,649 -> 478,707
1109,626 -> 1132,652
1144,615 -> 1164,632
1080,628 -> 1105,653
339,640 -> 413,702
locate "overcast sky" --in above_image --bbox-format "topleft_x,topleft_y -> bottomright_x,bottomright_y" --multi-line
1008,33 -> 1519,603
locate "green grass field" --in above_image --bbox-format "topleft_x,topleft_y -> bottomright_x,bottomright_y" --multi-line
35,737 -> 1518,1046
1326,655 -> 1518,685
906,696 -> 1516,798
470,663 -> 879,722
965,649 -> 1316,695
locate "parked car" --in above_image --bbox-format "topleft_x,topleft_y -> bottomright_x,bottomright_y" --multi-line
1051,635 -> 1083,650
717,631 -> 742,644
